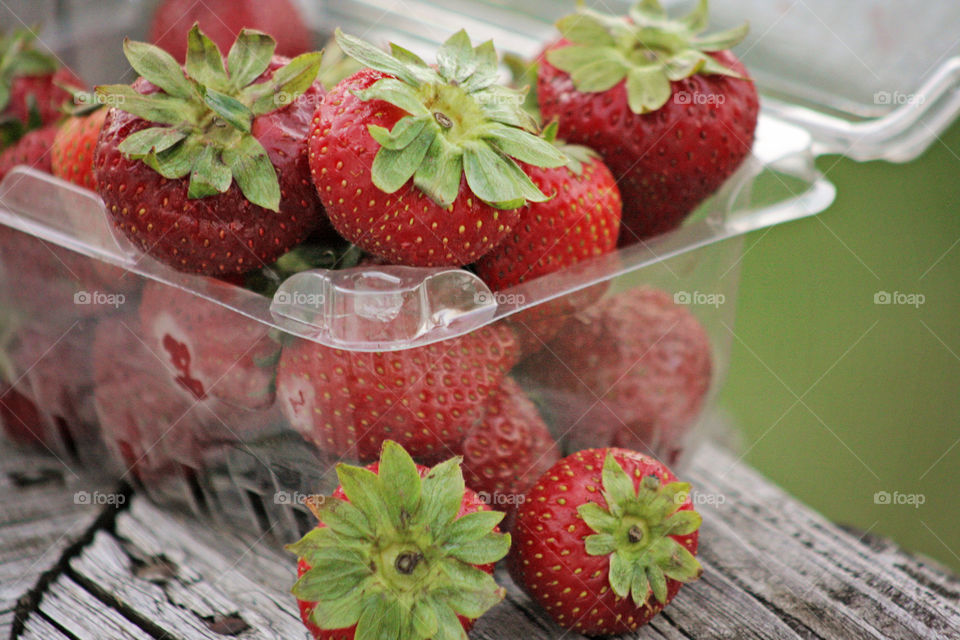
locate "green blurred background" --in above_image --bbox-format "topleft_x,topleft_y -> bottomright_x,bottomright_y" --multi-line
719,119 -> 960,572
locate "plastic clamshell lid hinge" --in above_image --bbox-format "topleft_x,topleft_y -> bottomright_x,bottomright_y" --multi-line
269,266 -> 497,351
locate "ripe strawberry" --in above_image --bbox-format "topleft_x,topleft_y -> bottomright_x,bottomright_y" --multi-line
94,27 -> 328,276
475,123 -> 621,353
150,0 -> 313,63
276,324 -> 519,464
519,287 -> 712,464
92,315 -> 220,477
0,386 -> 45,447
0,29 -> 83,147
538,0 -> 758,242
460,376 -> 559,511
308,30 -> 567,267
509,448 -> 702,635
51,106 -> 108,189
0,124 -> 57,181
138,280 -> 280,409
288,440 -> 510,640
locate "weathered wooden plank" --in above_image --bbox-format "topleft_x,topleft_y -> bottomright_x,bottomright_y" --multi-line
38,575 -> 154,640
684,449 -> 960,640
6,441 -> 960,640
67,499 -> 308,640
16,611 -> 72,640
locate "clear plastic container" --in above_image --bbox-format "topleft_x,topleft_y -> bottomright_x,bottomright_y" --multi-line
0,0 -> 957,543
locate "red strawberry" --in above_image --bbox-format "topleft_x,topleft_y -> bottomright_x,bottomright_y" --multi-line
308,30 -> 567,267
475,124 -> 621,353
0,386 -> 45,446
0,124 -> 57,181
537,0 -> 758,242
0,29 -> 83,146
519,287 -> 712,465
460,376 -> 559,511
51,107 -> 108,189
150,0 -> 313,63
276,324 -> 519,464
94,27 -> 328,276
509,448 -> 702,635
6,322 -> 98,433
288,440 -> 510,640
138,280 -> 279,409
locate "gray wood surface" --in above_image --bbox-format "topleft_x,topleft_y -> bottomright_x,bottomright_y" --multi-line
3,441 -> 958,639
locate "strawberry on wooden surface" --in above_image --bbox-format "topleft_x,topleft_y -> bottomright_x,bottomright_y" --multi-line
94,27 -> 330,276
538,0 -> 759,243
289,440 -> 510,640
309,30 -> 567,267
509,448 -> 702,635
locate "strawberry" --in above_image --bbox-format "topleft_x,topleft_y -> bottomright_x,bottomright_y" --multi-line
138,280 -> 280,409
509,448 -> 702,635
276,324 -> 519,464
474,122 -> 621,353
0,124 -> 57,181
308,30 -> 567,267
94,27 -> 328,276
0,385 -> 45,447
0,29 -> 83,147
150,0 -> 313,63
460,376 -> 559,511
288,440 -> 510,640
51,106 -> 108,189
92,315 -> 220,477
519,287 -> 712,465
537,0 -> 758,242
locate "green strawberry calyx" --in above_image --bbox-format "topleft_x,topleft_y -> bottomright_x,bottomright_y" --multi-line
0,29 -> 64,148
336,29 -> 567,210
541,119 -> 597,176
287,440 -> 511,640
548,0 -> 749,114
94,25 -> 322,212
579,453 -> 703,606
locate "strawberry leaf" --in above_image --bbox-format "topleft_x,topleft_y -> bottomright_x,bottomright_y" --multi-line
94,85 -> 196,125
143,138 -> 202,179
202,87 -> 253,132
626,65 -> 672,114
370,126 -> 435,194
221,134 -> 281,211
609,551 -> 633,598
309,588 -> 365,630
481,124 -> 567,167
556,13 -> 616,47
354,78 -> 430,117
601,452 -> 638,513
367,115 -> 427,150
436,30 -> 477,85
186,26 -> 230,93
227,29 -> 275,90
118,127 -> 187,156
187,144 -> 232,198
123,39 -> 196,100
419,457 -> 465,532
413,134 -> 463,207
335,29 -> 422,86
244,51 -> 322,116
377,440 -> 422,527
648,565 -> 668,604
